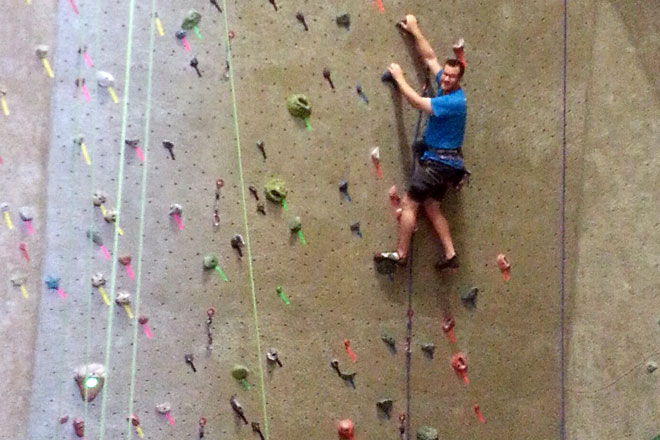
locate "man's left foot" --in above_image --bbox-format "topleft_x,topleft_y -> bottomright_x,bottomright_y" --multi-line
435,254 -> 459,271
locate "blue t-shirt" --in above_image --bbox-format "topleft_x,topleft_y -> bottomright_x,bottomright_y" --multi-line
420,70 -> 467,169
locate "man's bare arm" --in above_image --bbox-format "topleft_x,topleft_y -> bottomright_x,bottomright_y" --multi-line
399,14 -> 442,77
388,63 -> 433,114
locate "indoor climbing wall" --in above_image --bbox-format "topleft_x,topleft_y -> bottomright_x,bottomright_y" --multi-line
21,0 -> 566,439
1,0 -> 653,439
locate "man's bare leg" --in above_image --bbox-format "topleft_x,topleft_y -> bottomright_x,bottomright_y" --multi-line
395,194 -> 420,260
423,199 -> 456,260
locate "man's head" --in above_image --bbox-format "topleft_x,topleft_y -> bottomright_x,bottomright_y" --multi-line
440,59 -> 464,93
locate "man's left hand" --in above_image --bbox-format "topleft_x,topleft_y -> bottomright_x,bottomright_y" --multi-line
388,63 -> 404,82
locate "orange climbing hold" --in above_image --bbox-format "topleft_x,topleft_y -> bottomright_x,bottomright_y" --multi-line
338,419 -> 354,439
497,254 -> 511,280
451,352 -> 469,384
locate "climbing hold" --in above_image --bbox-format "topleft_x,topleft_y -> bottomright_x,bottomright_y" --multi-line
10,272 -> 27,287
96,71 -> 115,88
339,180 -> 352,202
497,253 -> 511,280
73,363 -> 106,402
376,398 -> 393,417
231,234 -> 245,257
295,12 -> 308,31
118,255 -> 132,266
86,229 -> 103,246
338,419 -> 354,439
181,9 -> 202,30
647,361 -> 657,373
45,276 -> 60,290
115,291 -> 131,305
231,364 -> 250,380
35,45 -> 49,59
460,286 -> 479,304
381,332 -> 396,350
103,209 -> 117,223
72,418 -> 85,438
91,272 -> 105,287
322,67 -> 335,89
60,415 -> 69,424
266,349 -> 283,367
350,222 -> 362,238
451,352 -> 469,383
288,216 -> 302,233
18,206 -> 33,221
336,13 -> 350,29
203,254 -> 218,269
421,343 -> 435,358
264,177 -> 288,203
256,202 -> 266,215
169,204 -> 183,216
286,94 -> 311,119
156,402 -> 171,414
416,426 -> 439,440
175,29 -> 187,40
340,370 -> 357,388
92,191 -> 107,206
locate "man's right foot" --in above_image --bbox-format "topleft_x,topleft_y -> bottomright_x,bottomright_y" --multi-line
374,251 -> 406,266
435,254 -> 459,271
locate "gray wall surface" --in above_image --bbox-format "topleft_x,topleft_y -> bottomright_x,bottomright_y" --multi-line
1,0 -> 659,439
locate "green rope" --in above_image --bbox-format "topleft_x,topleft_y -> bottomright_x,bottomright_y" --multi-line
97,0 -> 137,437
124,0 -> 158,437
81,0 -> 100,435
220,1 -> 269,437
54,0 -> 88,436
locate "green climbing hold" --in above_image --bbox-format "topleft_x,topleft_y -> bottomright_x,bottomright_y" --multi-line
264,177 -> 288,203
203,254 -> 218,269
182,9 -> 202,30
381,332 -> 395,347
416,426 -> 439,440
231,364 -> 250,380
288,216 -> 302,233
461,286 -> 479,302
286,94 -> 312,119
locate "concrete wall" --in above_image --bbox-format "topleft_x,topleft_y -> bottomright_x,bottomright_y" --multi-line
2,0 -> 658,439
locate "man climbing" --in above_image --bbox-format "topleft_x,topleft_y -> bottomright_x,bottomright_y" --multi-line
375,14 -> 468,271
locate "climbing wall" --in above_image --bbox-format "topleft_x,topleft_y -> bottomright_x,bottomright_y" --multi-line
5,0 -> 643,439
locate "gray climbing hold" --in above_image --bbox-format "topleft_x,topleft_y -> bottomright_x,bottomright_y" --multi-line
203,254 -> 218,269
420,343 -> 435,358
10,272 -> 27,286
18,207 -> 33,221
91,273 -> 106,287
175,29 -> 187,39
288,216 -> 302,233
96,71 -> 115,88
92,191 -> 107,206
156,402 -> 171,414
336,13 -> 350,29
376,398 -> 393,416
460,286 -> 478,303
115,291 -> 131,305
103,209 -> 117,223
0,202 -> 9,212
35,45 -> 49,59
231,364 -> 250,380
647,361 -> 657,373
416,426 -> 439,440
381,332 -> 396,349
182,9 -> 202,30
169,204 -> 183,215
86,230 -> 103,246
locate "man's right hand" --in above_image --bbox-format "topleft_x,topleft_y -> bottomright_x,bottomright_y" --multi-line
398,14 -> 419,34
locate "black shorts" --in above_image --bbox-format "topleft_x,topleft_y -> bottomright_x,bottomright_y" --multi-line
408,160 -> 464,202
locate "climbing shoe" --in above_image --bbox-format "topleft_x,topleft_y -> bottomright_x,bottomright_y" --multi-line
374,251 -> 406,266
435,254 -> 459,271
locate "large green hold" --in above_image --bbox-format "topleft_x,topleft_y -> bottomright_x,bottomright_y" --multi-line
203,254 -> 218,269
264,178 -> 288,203
416,426 -> 439,440
231,364 -> 250,380
182,9 -> 202,30
287,94 -> 312,119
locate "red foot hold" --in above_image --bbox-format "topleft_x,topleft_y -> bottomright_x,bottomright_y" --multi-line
497,254 -> 511,280
338,418 -> 354,439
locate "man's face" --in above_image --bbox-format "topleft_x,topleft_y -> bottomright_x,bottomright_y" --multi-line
440,64 -> 461,92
